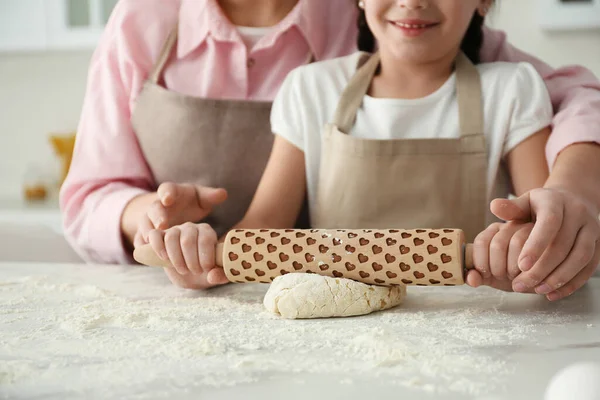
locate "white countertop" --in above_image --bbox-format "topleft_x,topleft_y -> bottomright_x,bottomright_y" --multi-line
0,197 -> 83,264
1,262 -> 599,400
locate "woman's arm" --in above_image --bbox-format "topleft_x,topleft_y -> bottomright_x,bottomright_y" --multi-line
230,136 -> 307,232
506,127 -> 551,196
60,2 -> 168,264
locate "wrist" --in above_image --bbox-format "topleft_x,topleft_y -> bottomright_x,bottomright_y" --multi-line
543,183 -> 600,217
120,191 -> 158,248
545,143 -> 600,215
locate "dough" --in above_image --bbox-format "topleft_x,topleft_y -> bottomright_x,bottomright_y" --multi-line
263,273 -> 406,319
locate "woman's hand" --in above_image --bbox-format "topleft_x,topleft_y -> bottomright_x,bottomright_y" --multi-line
134,183 -> 227,247
491,190 -> 600,301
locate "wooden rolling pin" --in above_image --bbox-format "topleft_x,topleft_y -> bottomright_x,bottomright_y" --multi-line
134,228 -> 475,286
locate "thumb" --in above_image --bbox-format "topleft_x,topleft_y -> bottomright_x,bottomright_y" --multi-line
490,193 -> 532,222
195,186 -> 228,209
157,182 -> 179,207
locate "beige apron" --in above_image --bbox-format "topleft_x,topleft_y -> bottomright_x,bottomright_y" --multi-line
314,52 -> 488,243
131,26 -> 310,236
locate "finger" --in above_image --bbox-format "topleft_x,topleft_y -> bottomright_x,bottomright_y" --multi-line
507,224 -> 533,280
473,223 -> 502,279
197,223 -> 218,272
164,228 -> 189,275
133,230 -> 146,249
490,196 -> 531,222
164,267 -> 212,290
489,222 -> 522,281
138,215 -> 155,243
207,267 -> 229,285
518,193 -> 564,272
535,224 -> 598,295
546,245 -> 600,301
465,270 -> 484,288
196,186 -> 228,209
148,199 -> 170,230
467,266 -> 521,292
481,276 -> 523,292
157,182 -> 178,207
180,223 -> 201,275
148,229 -> 168,261
513,205 -> 579,292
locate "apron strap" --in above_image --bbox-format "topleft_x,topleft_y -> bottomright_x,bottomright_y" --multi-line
455,52 -> 484,138
148,24 -> 179,85
333,52 -> 381,134
332,51 -> 484,138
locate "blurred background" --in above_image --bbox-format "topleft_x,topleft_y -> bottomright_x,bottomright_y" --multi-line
0,0 -> 598,263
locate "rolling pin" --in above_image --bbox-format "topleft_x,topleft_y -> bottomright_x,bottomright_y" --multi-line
134,228 -> 476,286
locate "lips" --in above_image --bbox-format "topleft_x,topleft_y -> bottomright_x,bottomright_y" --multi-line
392,21 -> 438,29
388,19 -> 440,36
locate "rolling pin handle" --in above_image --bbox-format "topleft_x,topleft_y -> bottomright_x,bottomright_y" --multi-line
133,242 -> 225,269
216,243 -> 224,266
464,243 -> 475,270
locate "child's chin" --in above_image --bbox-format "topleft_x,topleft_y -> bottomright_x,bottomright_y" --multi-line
383,45 -> 447,64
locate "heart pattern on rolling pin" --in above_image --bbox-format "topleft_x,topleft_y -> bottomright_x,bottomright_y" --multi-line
223,229 -> 463,286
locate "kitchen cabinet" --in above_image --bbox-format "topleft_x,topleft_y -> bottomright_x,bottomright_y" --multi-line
46,0 -> 118,50
0,0 -> 118,52
0,0 -> 48,51
537,0 -> 600,30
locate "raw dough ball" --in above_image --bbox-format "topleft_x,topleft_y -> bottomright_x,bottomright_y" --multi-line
263,273 -> 406,319
545,362 -> 600,400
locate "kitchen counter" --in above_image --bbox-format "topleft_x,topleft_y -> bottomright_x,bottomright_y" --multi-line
1,262 -> 599,400
0,197 -> 61,231
0,197 -> 82,264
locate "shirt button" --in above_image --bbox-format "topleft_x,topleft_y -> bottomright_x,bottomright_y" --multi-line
247,57 -> 256,68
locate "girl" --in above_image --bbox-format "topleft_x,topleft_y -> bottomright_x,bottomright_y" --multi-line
147,0 -> 555,287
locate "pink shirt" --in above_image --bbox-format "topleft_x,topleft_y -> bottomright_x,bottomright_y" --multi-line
60,0 -> 600,264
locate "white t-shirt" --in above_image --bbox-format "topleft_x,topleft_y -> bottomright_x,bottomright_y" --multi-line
271,52 -> 553,225
236,26 -> 273,50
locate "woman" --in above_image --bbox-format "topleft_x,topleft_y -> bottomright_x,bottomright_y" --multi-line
60,0 -> 600,295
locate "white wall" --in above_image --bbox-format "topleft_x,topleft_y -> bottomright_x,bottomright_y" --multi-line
487,1 -> 600,77
0,1 -> 599,200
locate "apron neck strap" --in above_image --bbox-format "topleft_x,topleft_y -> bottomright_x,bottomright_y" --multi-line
333,52 -> 381,134
148,24 -> 179,85
333,51 -> 484,138
454,52 -> 484,138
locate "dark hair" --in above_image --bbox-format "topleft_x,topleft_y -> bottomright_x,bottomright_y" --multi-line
357,6 -> 489,64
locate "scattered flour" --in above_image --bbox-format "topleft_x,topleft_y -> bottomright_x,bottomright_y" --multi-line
0,274 -> 589,399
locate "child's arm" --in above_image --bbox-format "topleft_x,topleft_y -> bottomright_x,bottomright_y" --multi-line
505,127 -> 551,196
470,63 -> 554,292
149,65 -> 311,289
468,127 -> 550,291
147,136 -> 307,289
231,136 -> 307,230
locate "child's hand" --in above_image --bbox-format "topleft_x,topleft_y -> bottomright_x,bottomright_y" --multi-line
467,221 -> 536,293
136,183 -> 228,246
148,222 -> 229,289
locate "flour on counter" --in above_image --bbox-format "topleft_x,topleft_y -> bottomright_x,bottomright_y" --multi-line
0,273 -> 587,399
